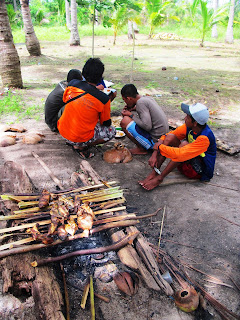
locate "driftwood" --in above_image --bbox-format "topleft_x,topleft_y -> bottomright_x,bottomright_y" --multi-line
0,161 -> 65,320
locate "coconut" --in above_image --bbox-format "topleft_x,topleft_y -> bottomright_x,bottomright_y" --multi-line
174,287 -> 199,312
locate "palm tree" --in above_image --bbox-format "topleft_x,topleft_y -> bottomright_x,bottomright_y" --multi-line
145,0 -> 178,39
211,0 -> 219,38
109,5 -> 128,45
0,0 -> 23,88
199,0 -> 227,47
225,0 -> 235,43
65,0 -> 71,30
20,0 -> 41,56
69,0 -> 80,46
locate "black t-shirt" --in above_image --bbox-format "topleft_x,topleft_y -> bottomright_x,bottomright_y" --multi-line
44,81 -> 67,132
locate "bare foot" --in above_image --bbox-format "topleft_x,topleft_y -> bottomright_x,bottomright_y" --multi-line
138,170 -> 158,185
130,147 -> 149,155
141,176 -> 163,190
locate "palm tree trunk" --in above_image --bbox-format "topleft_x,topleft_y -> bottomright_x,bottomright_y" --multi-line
65,0 -> 71,31
70,0 -> 80,46
211,0 -> 219,38
20,0 -> 41,56
128,20 -> 133,39
0,0 -> 23,88
225,0 -> 235,44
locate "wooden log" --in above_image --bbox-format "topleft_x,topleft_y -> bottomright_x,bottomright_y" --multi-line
127,226 -> 174,296
0,161 -> 65,320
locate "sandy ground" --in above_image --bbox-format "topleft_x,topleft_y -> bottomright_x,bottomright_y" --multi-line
0,35 -> 240,319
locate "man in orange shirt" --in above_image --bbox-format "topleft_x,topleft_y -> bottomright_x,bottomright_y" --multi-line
57,58 -> 116,158
139,103 -> 217,190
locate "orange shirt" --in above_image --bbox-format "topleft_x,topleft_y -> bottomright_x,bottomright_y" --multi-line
57,85 -> 111,142
159,124 -> 210,162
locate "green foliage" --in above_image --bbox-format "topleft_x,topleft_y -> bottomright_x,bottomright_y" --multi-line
6,4 -> 16,25
199,0 -> 228,46
0,92 -> 43,120
0,92 -> 24,115
145,0 -> 176,38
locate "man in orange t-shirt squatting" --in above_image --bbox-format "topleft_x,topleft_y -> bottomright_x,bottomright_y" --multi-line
139,103 -> 217,191
57,58 -> 116,158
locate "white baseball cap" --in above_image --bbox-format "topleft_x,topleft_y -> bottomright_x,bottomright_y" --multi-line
181,103 -> 209,125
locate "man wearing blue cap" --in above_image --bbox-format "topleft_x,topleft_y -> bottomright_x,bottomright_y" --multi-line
139,103 -> 217,190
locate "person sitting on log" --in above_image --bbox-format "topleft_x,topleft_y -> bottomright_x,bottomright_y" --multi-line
57,58 -> 116,159
45,69 -> 83,132
139,103 -> 217,190
120,84 -> 169,155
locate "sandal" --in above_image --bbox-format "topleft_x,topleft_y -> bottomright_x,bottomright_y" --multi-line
73,148 -> 95,159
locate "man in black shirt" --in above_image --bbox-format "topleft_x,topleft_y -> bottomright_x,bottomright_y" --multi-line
44,69 -> 83,132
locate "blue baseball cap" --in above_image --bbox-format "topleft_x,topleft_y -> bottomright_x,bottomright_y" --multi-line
181,103 -> 209,125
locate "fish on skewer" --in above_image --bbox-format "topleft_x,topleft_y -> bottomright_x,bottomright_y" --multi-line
65,216 -> 78,236
77,202 -> 95,237
39,189 -> 51,208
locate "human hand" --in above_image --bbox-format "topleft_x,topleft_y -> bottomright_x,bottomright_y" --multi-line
121,109 -> 132,117
148,150 -> 158,168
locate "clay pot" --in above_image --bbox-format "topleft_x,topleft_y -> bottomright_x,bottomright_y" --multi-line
174,287 -> 199,312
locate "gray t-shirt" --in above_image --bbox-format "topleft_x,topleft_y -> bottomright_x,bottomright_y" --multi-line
132,96 -> 169,142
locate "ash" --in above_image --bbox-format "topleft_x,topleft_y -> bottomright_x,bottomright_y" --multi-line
52,231 -> 120,290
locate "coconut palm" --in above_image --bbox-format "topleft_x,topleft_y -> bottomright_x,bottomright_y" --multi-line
211,0 -> 219,38
69,0 -> 80,46
225,0 -> 235,43
0,0 -> 23,88
199,0 -> 227,47
20,0 -> 41,56
65,0 -> 71,30
145,0 -> 178,38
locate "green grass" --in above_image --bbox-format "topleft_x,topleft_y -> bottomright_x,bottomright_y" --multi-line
0,91 -> 43,121
11,20 -> 240,44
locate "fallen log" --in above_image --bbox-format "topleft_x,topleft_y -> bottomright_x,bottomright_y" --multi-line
0,161 -> 65,320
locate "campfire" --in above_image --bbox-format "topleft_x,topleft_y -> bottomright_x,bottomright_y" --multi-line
0,160 -> 238,320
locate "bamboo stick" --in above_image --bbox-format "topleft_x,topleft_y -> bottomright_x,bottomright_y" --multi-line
0,237 -> 34,251
60,263 -> 70,320
18,201 -> 39,208
0,211 -> 50,221
90,275 -> 95,320
0,220 -> 139,258
81,281 -> 90,309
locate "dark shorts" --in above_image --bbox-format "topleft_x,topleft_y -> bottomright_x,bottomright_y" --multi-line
178,156 -> 204,179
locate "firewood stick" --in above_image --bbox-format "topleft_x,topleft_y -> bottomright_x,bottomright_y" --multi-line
32,151 -> 65,190
0,212 -> 135,237
81,281 -> 90,309
60,263 -> 70,320
0,220 -> 139,258
31,231 -> 140,267
94,292 -> 110,303
90,275 -> 95,320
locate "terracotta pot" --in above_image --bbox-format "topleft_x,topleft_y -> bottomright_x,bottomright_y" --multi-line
174,287 -> 199,313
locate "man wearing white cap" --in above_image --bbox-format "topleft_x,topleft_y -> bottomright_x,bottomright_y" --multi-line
139,103 -> 217,190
